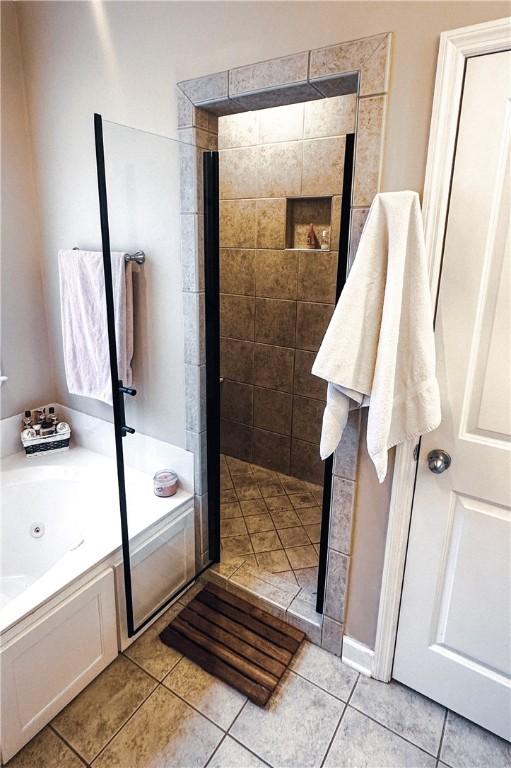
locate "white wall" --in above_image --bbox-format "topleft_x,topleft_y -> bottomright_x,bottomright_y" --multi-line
15,0 -> 508,647
1,1 -> 55,419
10,2 -> 187,447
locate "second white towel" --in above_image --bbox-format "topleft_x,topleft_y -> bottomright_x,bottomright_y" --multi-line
312,191 -> 441,482
58,249 -> 134,405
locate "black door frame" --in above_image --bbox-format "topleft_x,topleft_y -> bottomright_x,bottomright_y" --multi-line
203,151 -> 222,563
316,132 -> 355,612
202,134 -> 355,615
94,115 -> 218,638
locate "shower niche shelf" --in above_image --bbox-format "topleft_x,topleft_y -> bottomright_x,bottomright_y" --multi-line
285,196 -> 332,251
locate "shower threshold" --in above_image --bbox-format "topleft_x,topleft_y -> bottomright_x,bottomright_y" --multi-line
202,455 -> 325,644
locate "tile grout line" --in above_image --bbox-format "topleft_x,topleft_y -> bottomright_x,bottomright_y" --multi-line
49,659 -> 159,768
47,723 -> 91,767
347,701 -> 445,761
203,731 -> 229,768
81,669 -> 160,766
116,653 -> 247,746
223,698 -> 273,768
288,665 -> 358,705
437,708 -> 449,761
319,671 -> 359,768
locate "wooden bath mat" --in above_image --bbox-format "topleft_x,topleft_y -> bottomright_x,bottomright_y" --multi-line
159,581 -> 305,706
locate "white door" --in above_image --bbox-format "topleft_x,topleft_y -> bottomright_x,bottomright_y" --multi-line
393,49 -> 511,740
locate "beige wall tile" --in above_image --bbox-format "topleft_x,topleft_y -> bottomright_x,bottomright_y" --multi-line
294,349 -> 327,401
321,616 -> 343,656
221,380 -> 253,425
309,34 -> 386,80
220,146 -> 258,199
296,301 -> 334,351
220,199 -> 257,247
302,136 -> 345,196
183,291 -> 205,365
255,250 -> 297,300
220,248 -> 255,295
353,96 -> 385,207
330,195 -> 341,250
257,142 -> 302,197
297,250 -> 338,303
178,71 -> 228,104
333,409 -> 360,480
255,297 -> 296,347
177,90 -> 194,128
220,294 -> 255,340
258,103 -> 304,144
291,438 -> 325,484
220,338 -> 254,383
256,198 -> 286,249
360,34 -> 391,96
304,95 -> 356,139
219,111 -> 258,149
349,207 -> 370,264
324,549 -> 350,622
185,363 -> 206,432
229,51 -> 309,96
292,395 -> 324,444
329,476 -> 355,554
253,427 -> 291,474
181,213 -> 204,292
254,387 -> 293,435
254,343 -> 294,393
179,143 -> 202,213
220,419 -> 253,462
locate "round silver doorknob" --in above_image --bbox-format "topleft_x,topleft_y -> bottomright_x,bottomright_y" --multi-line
427,449 -> 451,474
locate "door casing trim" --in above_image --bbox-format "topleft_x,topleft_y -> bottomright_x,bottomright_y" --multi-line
372,15 -> 511,683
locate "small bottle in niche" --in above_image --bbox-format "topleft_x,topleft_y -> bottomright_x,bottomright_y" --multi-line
306,223 -> 319,249
320,229 -> 329,250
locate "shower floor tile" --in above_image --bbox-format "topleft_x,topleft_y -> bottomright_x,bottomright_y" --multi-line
219,454 -> 324,605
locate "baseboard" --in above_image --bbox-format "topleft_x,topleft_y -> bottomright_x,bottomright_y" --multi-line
341,635 -> 375,677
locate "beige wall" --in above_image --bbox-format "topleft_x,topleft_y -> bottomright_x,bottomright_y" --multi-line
1,1 -> 55,419
14,0 -> 507,646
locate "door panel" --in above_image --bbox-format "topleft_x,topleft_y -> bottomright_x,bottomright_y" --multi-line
94,116 -> 212,636
393,51 -> 511,740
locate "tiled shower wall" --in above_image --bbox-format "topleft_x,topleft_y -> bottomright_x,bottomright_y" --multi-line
219,97 -> 356,484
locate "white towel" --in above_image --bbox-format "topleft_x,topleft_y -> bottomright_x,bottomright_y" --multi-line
312,191 -> 441,482
58,249 -> 134,404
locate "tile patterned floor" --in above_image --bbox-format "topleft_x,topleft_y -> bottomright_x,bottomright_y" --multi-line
7,588 -> 510,768
220,454 -> 323,604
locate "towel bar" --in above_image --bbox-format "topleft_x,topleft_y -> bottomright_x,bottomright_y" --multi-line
72,247 -> 145,265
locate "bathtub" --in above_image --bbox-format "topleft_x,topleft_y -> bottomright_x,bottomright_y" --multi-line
0,418 -> 195,762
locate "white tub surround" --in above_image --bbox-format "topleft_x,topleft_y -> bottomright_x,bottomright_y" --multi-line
0,406 -> 195,762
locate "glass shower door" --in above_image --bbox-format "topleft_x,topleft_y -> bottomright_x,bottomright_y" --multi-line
94,114 -> 212,636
